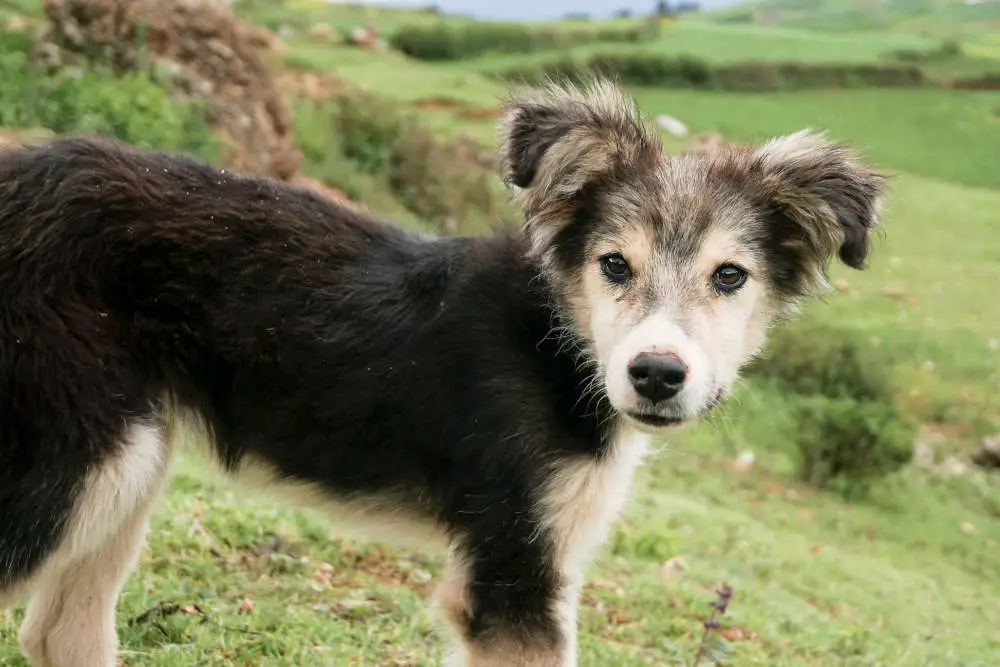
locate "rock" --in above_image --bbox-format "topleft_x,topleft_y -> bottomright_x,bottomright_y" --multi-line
307,22 -> 338,44
882,282 -> 907,300
972,434 -> 1000,469
732,450 -> 755,471
939,455 -> 968,478
655,114 -> 688,137
36,0 -> 300,180
350,25 -> 378,49
912,438 -> 935,469
6,14 -> 28,31
661,556 -> 688,581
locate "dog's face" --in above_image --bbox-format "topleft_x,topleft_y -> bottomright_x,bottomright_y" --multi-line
500,79 -> 886,430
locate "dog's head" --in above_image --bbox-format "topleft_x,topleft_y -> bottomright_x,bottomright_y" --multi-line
500,78 -> 886,431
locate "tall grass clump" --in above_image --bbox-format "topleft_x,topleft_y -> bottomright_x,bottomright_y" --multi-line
0,31 -> 217,159
294,91 -> 515,234
746,321 -> 917,498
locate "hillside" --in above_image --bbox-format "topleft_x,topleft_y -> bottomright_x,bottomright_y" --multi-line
708,0 -> 1000,36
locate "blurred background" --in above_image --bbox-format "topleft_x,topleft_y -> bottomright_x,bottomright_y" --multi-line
0,0 -> 997,664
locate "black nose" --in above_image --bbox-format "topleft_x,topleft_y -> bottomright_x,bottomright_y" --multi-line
628,353 -> 687,404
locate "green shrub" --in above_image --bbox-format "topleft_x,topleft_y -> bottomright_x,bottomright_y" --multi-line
294,92 -> 515,234
953,72 -> 1000,91
885,38 -> 964,63
0,38 -> 217,159
748,322 -> 916,497
745,322 -> 894,401
790,395 -> 916,497
390,20 -> 659,61
492,53 -> 925,91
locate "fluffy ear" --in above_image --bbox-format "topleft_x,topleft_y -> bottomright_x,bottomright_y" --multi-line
498,77 -> 662,218
747,130 -> 887,295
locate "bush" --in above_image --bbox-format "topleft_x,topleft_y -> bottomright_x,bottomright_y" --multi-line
953,72 -> 1000,91
886,38 -> 964,63
748,322 -> 916,496
294,91 -> 516,234
0,38 -> 217,159
745,322 -> 894,401
790,395 -> 916,496
391,20 -> 659,61
492,53 -> 925,91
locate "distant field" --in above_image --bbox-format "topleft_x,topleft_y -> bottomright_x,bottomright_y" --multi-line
288,44 -> 1000,191
705,0 -> 1000,34
631,87 -> 1000,190
455,22 -> 933,71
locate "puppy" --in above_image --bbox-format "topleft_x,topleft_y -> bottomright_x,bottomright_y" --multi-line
0,78 -> 884,666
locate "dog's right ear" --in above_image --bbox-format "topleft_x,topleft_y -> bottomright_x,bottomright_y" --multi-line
498,78 -> 662,211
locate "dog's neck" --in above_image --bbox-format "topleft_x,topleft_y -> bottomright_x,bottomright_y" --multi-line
470,231 -> 623,457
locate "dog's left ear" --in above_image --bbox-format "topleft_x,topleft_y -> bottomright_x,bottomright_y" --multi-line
747,130 -> 887,294
498,79 -> 662,255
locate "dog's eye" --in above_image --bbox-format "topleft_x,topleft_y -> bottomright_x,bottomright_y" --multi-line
712,264 -> 748,293
599,252 -> 632,284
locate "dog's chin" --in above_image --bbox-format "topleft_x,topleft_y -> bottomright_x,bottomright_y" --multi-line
618,391 -> 726,433
621,411 -> 687,433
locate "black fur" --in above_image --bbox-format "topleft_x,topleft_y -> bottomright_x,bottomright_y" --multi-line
0,136 -> 616,647
504,105 -> 573,189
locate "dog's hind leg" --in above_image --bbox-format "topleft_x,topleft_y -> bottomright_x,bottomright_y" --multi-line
18,422 -> 172,667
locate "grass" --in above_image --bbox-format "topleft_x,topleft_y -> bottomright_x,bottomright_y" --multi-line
2,3 -> 999,665
705,0 -> 1000,35
286,44 -> 1000,191
629,88 -> 1000,190
456,22 -> 933,72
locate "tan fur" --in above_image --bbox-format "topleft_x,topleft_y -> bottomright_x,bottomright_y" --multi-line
539,426 -> 651,580
231,453 -> 449,550
17,424 -> 172,667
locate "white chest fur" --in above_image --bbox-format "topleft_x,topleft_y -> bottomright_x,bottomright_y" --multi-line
538,425 -> 652,579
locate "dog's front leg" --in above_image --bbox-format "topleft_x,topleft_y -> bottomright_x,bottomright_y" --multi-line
434,528 -> 580,667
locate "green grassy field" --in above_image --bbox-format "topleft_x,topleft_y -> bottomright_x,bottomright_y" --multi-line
1,1 -> 999,665
450,22 -> 932,71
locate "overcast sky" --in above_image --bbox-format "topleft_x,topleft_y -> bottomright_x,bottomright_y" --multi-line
362,0 -> 744,21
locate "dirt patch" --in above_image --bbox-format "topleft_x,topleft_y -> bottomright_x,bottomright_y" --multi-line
411,96 -> 502,120
411,96 -> 466,111
36,0 -> 300,180
458,105 -> 502,120
0,127 -> 58,148
276,69 -> 354,100
290,175 -> 357,209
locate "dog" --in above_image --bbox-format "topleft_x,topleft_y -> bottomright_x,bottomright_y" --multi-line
0,77 -> 885,666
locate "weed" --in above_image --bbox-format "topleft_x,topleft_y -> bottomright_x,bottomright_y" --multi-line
692,583 -> 734,667
0,35 -> 216,159
295,90 -> 515,234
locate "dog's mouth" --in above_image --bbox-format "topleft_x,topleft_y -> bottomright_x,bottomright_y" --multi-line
624,391 -> 726,429
625,412 -> 685,428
